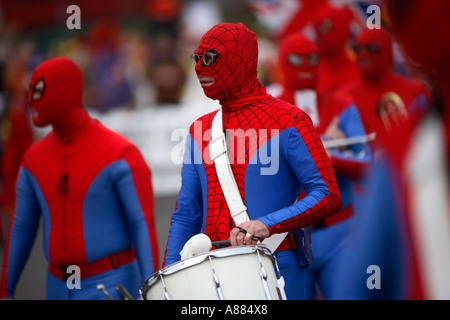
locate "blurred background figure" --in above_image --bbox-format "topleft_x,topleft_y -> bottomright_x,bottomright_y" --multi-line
148,32 -> 186,105
84,19 -> 134,112
146,0 -> 186,105
0,42 -> 35,222
146,0 -> 182,39
333,0 -> 450,300
313,4 -> 360,94
277,32 -> 371,300
344,27 -> 431,145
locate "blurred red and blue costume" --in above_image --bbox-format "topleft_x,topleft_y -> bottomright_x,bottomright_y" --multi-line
345,27 -> 431,138
0,58 -> 159,299
277,33 -> 371,299
333,0 -> 450,300
313,5 -> 360,94
163,23 -> 342,299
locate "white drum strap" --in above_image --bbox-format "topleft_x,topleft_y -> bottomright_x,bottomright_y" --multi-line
210,109 -> 249,225
210,109 -> 287,252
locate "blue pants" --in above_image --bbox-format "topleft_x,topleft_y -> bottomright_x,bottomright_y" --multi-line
46,261 -> 142,300
303,218 -> 354,300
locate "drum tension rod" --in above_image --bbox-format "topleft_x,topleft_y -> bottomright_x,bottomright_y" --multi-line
208,256 -> 225,300
256,250 -> 273,300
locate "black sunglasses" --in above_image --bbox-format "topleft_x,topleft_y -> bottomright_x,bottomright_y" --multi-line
353,43 -> 380,54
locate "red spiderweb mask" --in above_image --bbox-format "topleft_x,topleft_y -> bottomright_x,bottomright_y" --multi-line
279,33 -> 320,91
354,28 -> 393,79
194,23 -> 263,103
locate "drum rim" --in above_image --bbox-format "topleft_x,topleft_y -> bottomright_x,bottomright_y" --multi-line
140,245 -> 274,297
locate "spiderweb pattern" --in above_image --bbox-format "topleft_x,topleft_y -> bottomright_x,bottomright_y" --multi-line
194,23 -> 261,102
189,23 -> 340,243
190,96 -> 341,243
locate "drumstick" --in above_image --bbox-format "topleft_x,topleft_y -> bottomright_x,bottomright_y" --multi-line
212,237 -> 264,248
115,285 -> 134,300
97,283 -> 114,300
211,240 -> 231,248
322,132 -> 376,149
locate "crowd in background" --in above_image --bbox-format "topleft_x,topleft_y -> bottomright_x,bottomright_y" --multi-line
0,0 -> 244,210
0,0 -> 295,219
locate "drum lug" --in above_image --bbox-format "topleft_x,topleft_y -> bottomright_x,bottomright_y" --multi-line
271,255 -> 288,300
257,250 -> 273,300
209,256 -> 225,300
276,276 -> 288,300
159,273 -> 173,300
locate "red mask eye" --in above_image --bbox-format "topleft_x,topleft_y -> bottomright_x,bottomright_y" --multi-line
286,54 -> 303,67
286,53 -> 319,67
308,53 -> 320,66
31,79 -> 45,101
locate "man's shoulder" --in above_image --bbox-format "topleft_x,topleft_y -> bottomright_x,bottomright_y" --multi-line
188,109 -> 220,133
261,95 -> 312,126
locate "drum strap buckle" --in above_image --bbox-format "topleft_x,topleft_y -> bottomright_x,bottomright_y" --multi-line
209,133 -> 227,162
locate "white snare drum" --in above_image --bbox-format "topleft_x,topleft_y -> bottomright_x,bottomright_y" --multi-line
140,245 -> 286,300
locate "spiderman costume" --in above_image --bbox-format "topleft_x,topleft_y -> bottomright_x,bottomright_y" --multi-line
0,58 -> 159,299
333,0 -> 450,299
313,5 -> 360,93
345,27 -> 430,138
163,23 -> 342,299
277,33 -> 371,299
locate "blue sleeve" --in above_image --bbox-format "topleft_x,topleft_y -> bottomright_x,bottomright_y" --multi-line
259,127 -> 340,230
112,149 -> 159,281
1,167 -> 41,299
331,104 -> 372,163
408,93 -> 430,114
164,134 -> 204,266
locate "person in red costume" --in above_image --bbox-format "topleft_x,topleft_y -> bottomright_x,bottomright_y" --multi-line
332,0 -> 450,299
0,58 -> 34,223
277,32 -> 371,299
164,22 -> 342,299
345,27 -> 430,142
0,57 -> 159,300
313,4 -> 360,93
